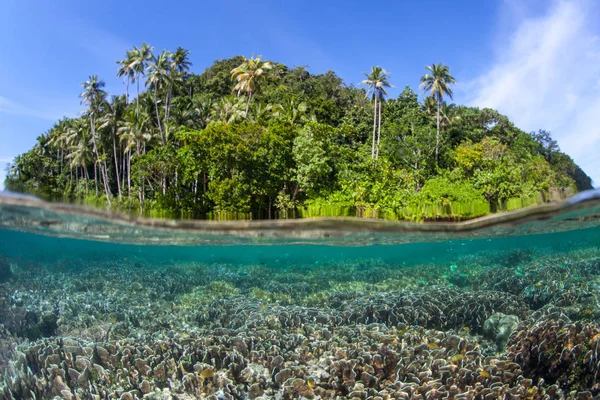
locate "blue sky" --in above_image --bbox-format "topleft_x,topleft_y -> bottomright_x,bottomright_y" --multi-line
1,0 -> 598,188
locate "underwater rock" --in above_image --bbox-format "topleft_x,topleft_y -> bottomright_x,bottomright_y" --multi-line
483,312 -> 519,352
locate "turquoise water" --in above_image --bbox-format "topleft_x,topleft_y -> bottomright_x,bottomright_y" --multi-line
1,191 -> 600,399
1,223 -> 599,268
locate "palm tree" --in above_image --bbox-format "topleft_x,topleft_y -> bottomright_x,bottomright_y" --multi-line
231,55 -> 273,118
146,50 -> 172,144
191,96 -> 214,129
273,98 -> 315,126
99,95 -> 126,198
420,63 -> 456,162
80,75 -> 111,203
361,66 -> 393,159
439,102 -> 459,132
119,109 -> 152,195
47,118 -> 73,177
130,43 -> 154,117
65,118 -> 94,189
252,101 -> 275,124
211,96 -> 246,123
171,47 -> 192,74
119,109 -> 154,208
422,96 -> 437,118
164,47 -> 191,132
117,50 -> 136,104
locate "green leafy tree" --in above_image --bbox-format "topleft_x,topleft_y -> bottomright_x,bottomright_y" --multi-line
292,123 -> 333,199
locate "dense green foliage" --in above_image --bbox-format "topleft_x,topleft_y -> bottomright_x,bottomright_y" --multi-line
5,47 -> 593,220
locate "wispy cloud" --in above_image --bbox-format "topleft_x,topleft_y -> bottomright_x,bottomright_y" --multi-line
0,158 -> 13,163
0,96 -> 66,121
465,0 -> 600,186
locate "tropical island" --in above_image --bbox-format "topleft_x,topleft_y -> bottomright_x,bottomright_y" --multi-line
4,45 -> 593,220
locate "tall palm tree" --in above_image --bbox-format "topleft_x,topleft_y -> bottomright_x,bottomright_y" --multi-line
439,102 -> 459,132
130,43 -> 154,117
171,47 -> 192,74
65,118 -> 94,189
118,109 -> 152,195
119,109 -> 153,207
47,118 -> 72,176
117,50 -> 136,104
361,66 -> 393,159
99,95 -> 126,198
164,47 -> 191,131
80,75 -> 111,203
231,55 -> 273,118
420,63 -> 456,162
146,50 -> 172,144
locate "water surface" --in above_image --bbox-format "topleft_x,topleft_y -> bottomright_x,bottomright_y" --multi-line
1,190 -> 600,399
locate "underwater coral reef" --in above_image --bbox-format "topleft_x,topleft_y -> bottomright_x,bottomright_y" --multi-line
1,248 -> 600,399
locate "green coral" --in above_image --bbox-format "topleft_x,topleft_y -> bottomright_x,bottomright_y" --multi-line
250,288 -> 294,305
177,280 -> 240,308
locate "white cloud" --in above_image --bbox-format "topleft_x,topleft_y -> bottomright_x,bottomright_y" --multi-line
465,0 -> 600,187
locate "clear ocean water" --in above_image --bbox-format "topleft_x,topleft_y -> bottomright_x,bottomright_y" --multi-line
1,190 -> 600,399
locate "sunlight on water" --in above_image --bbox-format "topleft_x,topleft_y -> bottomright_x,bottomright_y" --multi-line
1,190 -> 600,398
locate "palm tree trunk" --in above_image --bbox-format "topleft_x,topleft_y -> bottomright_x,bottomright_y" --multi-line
59,145 -> 63,175
101,159 -> 111,200
436,98 -> 440,162
102,160 -> 111,199
165,86 -> 172,142
84,167 -> 90,190
371,97 -> 377,159
112,129 -> 121,198
376,99 -> 382,160
127,151 -> 131,195
154,86 -> 164,144
245,91 -> 252,119
166,86 -> 172,121
136,77 -> 140,118
94,162 -> 98,196
121,147 -> 126,192
90,117 -> 111,203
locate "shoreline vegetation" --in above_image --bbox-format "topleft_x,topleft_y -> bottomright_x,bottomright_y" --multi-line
4,46 -> 593,221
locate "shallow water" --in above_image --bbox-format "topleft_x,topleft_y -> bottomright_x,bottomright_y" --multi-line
1,191 -> 600,399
